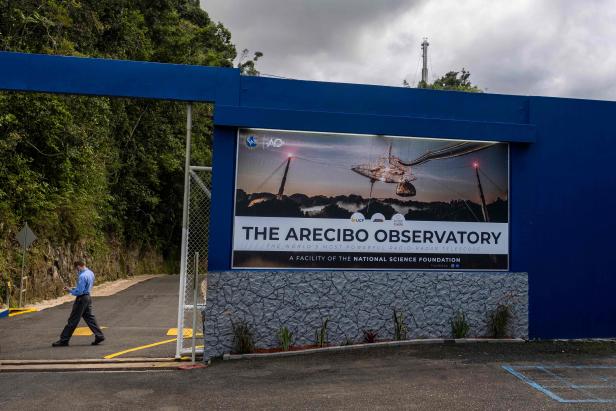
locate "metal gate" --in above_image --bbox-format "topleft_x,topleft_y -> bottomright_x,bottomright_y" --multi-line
175,104 -> 211,358
175,166 -> 210,358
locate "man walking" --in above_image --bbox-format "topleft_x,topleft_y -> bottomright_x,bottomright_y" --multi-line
52,260 -> 105,347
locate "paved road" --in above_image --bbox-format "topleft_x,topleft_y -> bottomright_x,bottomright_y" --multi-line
0,275 -> 181,360
2,342 -> 616,410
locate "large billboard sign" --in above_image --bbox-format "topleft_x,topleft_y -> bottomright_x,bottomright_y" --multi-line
232,129 -> 509,270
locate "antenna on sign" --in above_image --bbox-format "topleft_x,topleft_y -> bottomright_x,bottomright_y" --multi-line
276,155 -> 293,199
473,161 -> 490,222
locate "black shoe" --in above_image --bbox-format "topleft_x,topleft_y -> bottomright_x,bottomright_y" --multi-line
91,336 -> 105,345
52,340 -> 68,347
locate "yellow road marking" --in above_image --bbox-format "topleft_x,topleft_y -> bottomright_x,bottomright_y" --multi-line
8,308 -> 38,317
104,338 -> 177,359
73,326 -> 108,336
166,328 -> 203,337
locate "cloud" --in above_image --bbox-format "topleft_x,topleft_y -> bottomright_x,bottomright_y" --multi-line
202,1 -> 412,56
202,0 -> 616,100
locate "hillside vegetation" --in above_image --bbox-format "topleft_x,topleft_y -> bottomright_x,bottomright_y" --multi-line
0,0 -> 236,304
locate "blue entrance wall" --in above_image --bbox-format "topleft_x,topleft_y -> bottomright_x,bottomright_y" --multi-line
210,78 -> 616,341
1,52 -> 615,340
518,97 -> 616,339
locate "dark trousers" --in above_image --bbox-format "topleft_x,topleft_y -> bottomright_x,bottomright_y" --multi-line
60,294 -> 104,342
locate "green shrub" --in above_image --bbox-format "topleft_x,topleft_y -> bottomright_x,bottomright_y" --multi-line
450,311 -> 470,338
488,304 -> 511,338
393,309 -> 408,341
231,319 -> 255,354
314,318 -> 329,347
277,326 -> 293,351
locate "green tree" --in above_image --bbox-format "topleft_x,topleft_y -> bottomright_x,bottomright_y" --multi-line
237,48 -> 264,76
0,0 -> 248,303
405,68 -> 482,92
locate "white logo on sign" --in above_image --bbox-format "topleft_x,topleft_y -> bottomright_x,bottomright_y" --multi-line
392,213 -> 405,226
265,138 -> 284,148
371,213 -> 385,223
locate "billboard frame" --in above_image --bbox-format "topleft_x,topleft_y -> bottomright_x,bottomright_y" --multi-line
230,127 -> 510,272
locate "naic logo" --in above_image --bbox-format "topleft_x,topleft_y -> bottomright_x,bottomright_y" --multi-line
245,135 -> 284,149
265,138 -> 284,148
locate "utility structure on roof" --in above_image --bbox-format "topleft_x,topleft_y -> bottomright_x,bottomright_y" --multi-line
421,37 -> 429,87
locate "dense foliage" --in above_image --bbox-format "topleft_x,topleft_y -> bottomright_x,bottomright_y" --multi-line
405,68 -> 482,92
423,69 -> 481,92
0,0 -> 240,303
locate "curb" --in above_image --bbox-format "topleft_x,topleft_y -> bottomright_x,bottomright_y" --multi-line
0,357 -> 183,365
0,357 -> 201,372
2,308 -> 38,318
1,362 -> 182,373
223,338 -> 526,360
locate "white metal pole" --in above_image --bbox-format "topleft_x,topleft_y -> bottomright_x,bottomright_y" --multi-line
18,226 -> 28,308
6,280 -> 10,309
191,251 -> 199,364
175,103 -> 192,359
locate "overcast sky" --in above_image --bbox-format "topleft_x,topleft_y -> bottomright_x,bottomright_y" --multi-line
201,0 -> 616,100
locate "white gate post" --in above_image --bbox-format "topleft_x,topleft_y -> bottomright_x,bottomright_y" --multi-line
175,103 -> 192,358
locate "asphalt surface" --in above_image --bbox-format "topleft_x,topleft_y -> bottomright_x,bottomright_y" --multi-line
0,275 -> 181,360
2,342 -> 616,410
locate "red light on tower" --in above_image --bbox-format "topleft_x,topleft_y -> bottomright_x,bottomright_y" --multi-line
473,161 -> 479,169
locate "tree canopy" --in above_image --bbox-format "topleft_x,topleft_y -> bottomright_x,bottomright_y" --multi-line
406,68 -> 482,92
0,1 -> 241,298
238,48 -> 264,76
